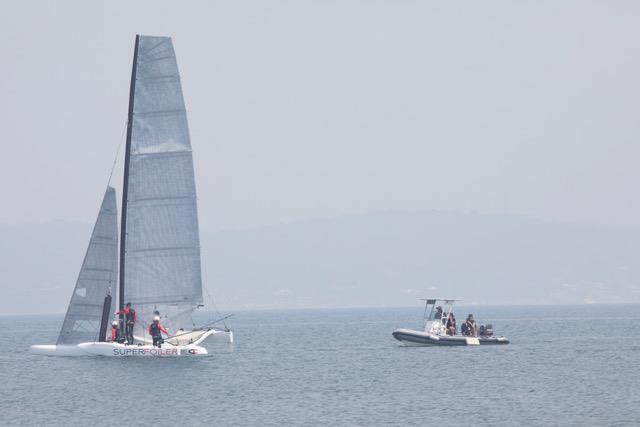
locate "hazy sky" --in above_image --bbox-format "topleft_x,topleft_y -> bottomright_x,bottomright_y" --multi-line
1,0 -> 638,232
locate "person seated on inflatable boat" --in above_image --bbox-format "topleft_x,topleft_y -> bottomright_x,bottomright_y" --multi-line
465,314 -> 478,337
446,312 -> 456,335
461,322 -> 470,336
148,316 -> 169,348
434,306 -> 444,321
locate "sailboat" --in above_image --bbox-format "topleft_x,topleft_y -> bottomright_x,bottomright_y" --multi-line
30,35 -> 233,357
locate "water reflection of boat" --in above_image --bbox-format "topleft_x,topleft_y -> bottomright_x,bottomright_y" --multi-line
392,298 -> 510,346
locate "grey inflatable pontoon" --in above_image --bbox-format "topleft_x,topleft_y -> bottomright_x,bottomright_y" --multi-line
392,328 -> 509,346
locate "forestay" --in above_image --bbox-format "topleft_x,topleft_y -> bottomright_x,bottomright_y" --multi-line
124,36 -> 203,338
57,187 -> 118,345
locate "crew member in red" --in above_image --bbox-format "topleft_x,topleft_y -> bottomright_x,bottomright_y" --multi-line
110,320 -> 119,342
148,316 -> 168,348
114,302 -> 136,345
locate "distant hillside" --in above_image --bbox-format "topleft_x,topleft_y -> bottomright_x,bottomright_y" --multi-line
2,211 -> 640,314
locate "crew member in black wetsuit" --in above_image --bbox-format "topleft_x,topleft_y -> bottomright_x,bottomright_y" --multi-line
148,316 -> 168,348
115,302 -> 136,344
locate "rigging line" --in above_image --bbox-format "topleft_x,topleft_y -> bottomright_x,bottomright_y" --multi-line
107,121 -> 128,187
161,328 -> 205,341
161,315 -> 234,340
203,286 -> 227,328
198,314 -> 234,331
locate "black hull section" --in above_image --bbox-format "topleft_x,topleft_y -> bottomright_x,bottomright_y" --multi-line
477,336 -> 510,345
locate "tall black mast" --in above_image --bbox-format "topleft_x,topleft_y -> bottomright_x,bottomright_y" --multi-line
119,34 -> 140,314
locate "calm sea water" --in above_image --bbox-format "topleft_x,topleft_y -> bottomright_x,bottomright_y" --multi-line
1,305 -> 639,426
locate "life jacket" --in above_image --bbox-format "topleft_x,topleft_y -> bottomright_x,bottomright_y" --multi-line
111,327 -> 118,341
149,322 -> 163,337
126,308 -> 136,324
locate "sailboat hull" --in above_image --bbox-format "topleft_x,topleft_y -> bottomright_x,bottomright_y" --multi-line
29,328 -> 230,357
29,343 -> 206,357
29,344 -> 93,356
78,342 -> 207,357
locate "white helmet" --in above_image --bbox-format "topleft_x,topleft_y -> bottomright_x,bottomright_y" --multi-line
111,321 -> 118,327
153,316 -> 161,322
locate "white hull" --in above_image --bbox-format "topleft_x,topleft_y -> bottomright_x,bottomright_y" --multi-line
29,342 -> 206,357
30,328 -> 232,357
78,342 -> 207,357
29,344 -> 93,357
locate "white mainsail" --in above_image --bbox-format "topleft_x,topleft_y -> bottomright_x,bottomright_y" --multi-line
122,35 -> 203,338
57,187 -> 118,345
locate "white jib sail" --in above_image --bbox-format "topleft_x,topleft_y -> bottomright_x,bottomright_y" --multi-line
57,187 -> 118,345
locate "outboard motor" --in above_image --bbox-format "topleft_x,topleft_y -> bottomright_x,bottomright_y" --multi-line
480,324 -> 494,336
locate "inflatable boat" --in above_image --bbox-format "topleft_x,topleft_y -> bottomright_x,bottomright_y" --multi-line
392,298 -> 510,347
392,328 -> 509,346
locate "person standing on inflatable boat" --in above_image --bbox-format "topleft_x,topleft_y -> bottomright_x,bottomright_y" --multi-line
148,316 -> 169,348
114,302 -> 137,344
